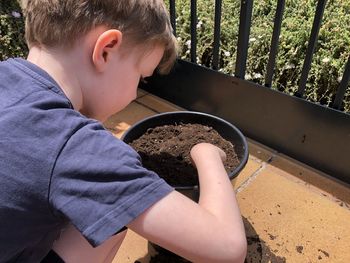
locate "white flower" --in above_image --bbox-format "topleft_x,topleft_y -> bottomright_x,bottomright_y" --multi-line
185,40 -> 191,49
337,76 -> 343,83
196,21 -> 203,29
322,57 -> 330,63
224,51 -> 231,57
249,37 -> 256,43
11,11 -> 21,18
176,37 -> 182,42
285,63 -> 296,69
253,73 -> 262,79
245,74 -> 252,80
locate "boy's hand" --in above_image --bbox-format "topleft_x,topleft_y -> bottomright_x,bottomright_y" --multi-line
190,143 -> 226,168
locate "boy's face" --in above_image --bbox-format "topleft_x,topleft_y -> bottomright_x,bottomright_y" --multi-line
87,45 -> 164,122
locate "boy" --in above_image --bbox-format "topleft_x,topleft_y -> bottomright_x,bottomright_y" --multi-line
0,0 -> 247,262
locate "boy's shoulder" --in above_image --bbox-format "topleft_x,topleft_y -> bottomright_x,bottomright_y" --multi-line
0,58 -> 69,107
0,58 -> 95,170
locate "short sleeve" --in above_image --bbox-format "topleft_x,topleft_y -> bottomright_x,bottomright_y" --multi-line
49,121 -> 173,247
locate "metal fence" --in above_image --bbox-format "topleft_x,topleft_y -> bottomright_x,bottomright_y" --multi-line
168,0 -> 350,110
142,0 -> 350,183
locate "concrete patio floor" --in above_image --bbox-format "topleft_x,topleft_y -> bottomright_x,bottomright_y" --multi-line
104,90 -> 350,263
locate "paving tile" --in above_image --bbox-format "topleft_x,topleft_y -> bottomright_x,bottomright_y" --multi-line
104,102 -> 157,139
112,230 -> 155,263
270,153 -> 350,205
232,157 -> 262,191
137,88 -> 148,98
237,166 -> 350,263
136,93 -> 185,113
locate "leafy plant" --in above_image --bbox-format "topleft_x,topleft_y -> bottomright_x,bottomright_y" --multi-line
166,0 -> 350,112
0,0 -> 28,60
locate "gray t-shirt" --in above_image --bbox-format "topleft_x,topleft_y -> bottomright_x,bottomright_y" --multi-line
0,58 -> 173,262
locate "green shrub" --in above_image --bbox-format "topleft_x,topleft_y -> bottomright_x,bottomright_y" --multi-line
0,0 -> 28,60
167,0 -> 350,112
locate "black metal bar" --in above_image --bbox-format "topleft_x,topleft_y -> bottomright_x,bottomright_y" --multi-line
333,56 -> 350,110
296,0 -> 327,97
212,0 -> 222,70
169,0 -> 176,36
265,0 -> 285,88
190,0 -> 197,63
235,0 -> 254,79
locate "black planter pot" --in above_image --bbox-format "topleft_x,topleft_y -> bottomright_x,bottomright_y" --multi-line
122,111 -> 249,193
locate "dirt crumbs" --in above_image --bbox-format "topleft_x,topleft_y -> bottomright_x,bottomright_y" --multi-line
245,235 -> 286,263
318,249 -> 330,258
129,123 -> 240,186
296,245 -> 304,254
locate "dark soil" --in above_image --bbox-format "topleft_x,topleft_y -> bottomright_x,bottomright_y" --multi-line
129,123 -> 240,186
296,245 -> 303,254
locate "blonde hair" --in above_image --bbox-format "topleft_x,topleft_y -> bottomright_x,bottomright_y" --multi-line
21,0 -> 177,74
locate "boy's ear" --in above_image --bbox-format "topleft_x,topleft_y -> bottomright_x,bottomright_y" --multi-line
92,29 -> 123,72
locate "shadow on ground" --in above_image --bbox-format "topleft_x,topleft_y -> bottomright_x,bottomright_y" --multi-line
133,217 -> 286,263
244,217 -> 286,263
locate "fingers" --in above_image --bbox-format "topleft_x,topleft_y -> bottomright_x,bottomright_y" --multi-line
190,143 -> 227,164
216,146 -> 227,162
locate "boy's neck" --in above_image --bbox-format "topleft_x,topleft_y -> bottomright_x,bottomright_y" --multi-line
27,45 -> 85,111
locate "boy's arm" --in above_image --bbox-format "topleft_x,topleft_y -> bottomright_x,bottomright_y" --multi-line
127,143 -> 247,263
